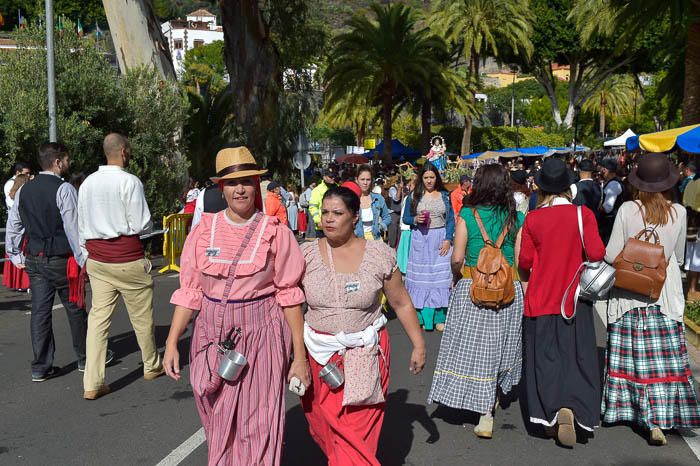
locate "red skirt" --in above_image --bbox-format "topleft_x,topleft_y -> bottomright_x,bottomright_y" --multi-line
298,210 -> 308,233
2,255 -> 29,290
301,329 -> 390,466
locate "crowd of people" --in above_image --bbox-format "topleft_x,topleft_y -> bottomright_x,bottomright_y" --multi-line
4,139 -> 700,465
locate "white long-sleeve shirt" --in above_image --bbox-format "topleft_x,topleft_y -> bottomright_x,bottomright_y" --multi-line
77,166 -> 153,255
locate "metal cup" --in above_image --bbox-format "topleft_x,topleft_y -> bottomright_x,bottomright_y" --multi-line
319,362 -> 344,389
218,349 -> 247,382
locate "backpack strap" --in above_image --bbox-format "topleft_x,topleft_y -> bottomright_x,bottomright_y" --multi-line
471,208 -> 492,245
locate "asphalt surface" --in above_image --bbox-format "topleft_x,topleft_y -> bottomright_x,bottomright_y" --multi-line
1,257 -> 700,465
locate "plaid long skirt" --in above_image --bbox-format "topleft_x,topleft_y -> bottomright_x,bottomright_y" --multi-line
428,279 -> 524,414
601,305 -> 700,430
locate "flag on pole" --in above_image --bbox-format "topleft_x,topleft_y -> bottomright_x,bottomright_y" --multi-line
77,18 -> 83,37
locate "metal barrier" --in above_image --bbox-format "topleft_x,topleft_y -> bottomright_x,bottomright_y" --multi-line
158,213 -> 193,273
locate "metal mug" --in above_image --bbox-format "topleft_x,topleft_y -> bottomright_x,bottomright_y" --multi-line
319,362 -> 344,389
218,349 -> 247,382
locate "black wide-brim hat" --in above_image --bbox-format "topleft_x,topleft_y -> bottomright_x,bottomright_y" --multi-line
628,153 -> 679,193
534,157 -> 575,193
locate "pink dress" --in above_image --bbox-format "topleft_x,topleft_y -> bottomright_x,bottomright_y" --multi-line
301,239 -> 396,466
171,211 -> 304,466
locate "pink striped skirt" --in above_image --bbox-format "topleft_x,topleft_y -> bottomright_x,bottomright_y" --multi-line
190,294 -> 291,466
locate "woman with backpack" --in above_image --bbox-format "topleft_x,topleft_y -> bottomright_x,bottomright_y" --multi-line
427,164 -> 525,439
518,157 -> 606,448
402,164 -> 455,331
601,153 -> 700,445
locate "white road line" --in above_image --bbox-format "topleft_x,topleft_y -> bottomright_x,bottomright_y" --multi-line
679,428 -> 700,462
155,428 -> 205,466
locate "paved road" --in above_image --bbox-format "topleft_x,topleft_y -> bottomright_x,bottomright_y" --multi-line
1,258 -> 700,465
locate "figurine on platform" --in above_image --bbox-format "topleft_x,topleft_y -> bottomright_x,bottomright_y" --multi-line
426,136 -> 447,173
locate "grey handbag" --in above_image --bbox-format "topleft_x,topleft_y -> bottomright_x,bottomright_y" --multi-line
561,206 -> 616,321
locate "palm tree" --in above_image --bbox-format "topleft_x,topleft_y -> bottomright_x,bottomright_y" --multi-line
431,0 -> 533,155
582,74 -> 639,137
571,0 -> 700,125
320,92 -> 380,147
324,3 -> 447,159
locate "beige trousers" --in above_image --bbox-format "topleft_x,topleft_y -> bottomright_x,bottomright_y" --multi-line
83,258 -> 162,391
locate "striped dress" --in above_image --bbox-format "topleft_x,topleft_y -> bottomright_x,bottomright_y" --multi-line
171,211 -> 305,465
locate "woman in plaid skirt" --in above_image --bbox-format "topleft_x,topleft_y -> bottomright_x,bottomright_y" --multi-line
601,153 -> 700,445
428,164 -> 525,439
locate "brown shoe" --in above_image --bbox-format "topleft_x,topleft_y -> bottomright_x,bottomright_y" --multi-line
649,427 -> 667,446
144,367 -> 165,381
83,384 -> 111,400
556,408 -> 576,448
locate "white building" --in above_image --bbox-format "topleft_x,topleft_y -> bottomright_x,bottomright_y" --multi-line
161,8 -> 224,76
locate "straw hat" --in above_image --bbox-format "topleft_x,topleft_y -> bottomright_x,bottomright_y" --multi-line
210,147 -> 267,181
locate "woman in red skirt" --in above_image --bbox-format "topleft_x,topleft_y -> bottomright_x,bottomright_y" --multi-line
3,174 -> 30,291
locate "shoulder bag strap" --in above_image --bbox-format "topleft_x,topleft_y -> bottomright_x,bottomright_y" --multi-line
471,208 -> 493,245
561,206 -> 585,321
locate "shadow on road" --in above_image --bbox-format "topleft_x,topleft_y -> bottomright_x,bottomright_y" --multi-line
281,389 -> 440,466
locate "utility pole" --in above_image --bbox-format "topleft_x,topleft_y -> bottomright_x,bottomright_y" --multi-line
45,0 -> 57,142
510,68 -> 517,127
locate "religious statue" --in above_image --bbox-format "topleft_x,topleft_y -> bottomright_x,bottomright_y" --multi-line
426,136 -> 447,173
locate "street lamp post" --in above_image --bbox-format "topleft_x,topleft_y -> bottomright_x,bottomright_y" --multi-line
515,118 -> 521,149
45,0 -> 57,142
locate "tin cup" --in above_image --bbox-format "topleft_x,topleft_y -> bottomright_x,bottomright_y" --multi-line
218,349 -> 247,382
319,362 -> 344,389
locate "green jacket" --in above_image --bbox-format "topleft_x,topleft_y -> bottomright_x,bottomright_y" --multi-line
308,181 -> 329,227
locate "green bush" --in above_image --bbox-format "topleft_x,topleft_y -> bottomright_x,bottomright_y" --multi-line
686,300 -> 700,326
0,24 -> 189,220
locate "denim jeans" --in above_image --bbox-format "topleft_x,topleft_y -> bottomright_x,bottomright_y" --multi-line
25,255 -> 87,376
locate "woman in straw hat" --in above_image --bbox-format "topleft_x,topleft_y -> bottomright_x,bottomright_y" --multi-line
601,153 -> 700,445
163,147 -> 309,465
518,157 -> 606,448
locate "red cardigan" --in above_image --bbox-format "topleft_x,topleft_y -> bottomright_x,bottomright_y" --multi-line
518,204 -> 605,318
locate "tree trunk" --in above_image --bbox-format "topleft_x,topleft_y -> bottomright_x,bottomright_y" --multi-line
383,90 -> 393,161
421,95 -> 431,153
102,0 -> 175,80
460,55 -> 478,155
600,109 -> 606,138
461,115 -> 473,156
220,1 -> 280,152
682,4 -> 700,125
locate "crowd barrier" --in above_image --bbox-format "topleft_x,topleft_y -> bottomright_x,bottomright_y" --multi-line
158,213 -> 193,273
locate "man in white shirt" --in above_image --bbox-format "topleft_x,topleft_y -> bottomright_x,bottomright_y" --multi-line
77,133 -> 163,400
4,161 -> 31,210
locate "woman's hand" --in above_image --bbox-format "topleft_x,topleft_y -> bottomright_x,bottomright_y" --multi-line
409,345 -> 427,375
439,240 -> 451,256
163,343 -> 181,381
414,214 -> 425,225
287,358 -> 312,389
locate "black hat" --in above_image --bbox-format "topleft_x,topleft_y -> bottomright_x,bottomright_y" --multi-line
510,170 -> 528,185
599,158 -> 618,173
578,158 -> 595,172
267,181 -> 279,191
534,158 -> 575,193
323,168 -> 340,180
628,153 -> 679,193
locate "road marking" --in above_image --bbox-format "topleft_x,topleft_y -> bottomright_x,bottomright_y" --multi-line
679,429 -> 700,462
155,428 -> 205,466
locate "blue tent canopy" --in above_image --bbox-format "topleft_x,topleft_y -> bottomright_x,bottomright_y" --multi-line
363,139 -> 422,160
626,136 -> 640,152
461,145 -> 588,159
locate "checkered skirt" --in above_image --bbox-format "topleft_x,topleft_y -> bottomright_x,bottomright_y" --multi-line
427,279 -> 524,414
601,305 -> 700,429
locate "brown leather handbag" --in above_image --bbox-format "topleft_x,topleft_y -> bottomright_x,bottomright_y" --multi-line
469,209 -> 516,309
612,223 -> 667,300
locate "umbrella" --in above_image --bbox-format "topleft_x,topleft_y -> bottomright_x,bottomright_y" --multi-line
627,124 -> 700,153
336,154 -> 370,164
